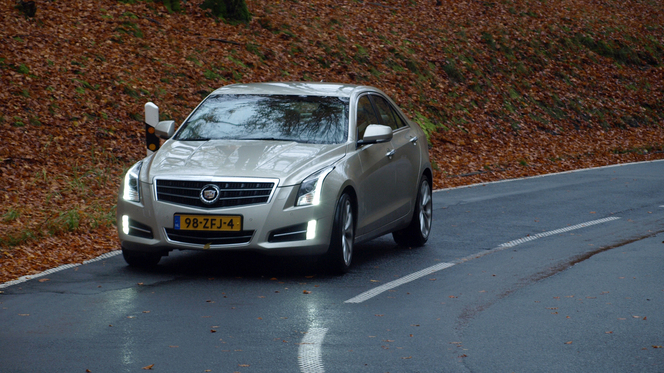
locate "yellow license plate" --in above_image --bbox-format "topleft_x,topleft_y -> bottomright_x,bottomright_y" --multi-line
174,214 -> 242,231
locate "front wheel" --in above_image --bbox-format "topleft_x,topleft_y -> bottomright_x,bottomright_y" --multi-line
393,176 -> 433,247
122,248 -> 162,268
325,193 -> 355,274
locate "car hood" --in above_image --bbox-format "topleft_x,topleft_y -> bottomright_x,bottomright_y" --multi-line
147,140 -> 347,186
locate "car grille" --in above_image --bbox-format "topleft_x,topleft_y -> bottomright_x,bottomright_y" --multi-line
155,179 -> 276,209
165,228 -> 254,245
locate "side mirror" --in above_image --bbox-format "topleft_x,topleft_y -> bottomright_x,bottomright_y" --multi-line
155,120 -> 175,139
358,124 -> 393,146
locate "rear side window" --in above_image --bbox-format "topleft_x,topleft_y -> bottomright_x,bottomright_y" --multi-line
390,106 -> 406,128
371,96 -> 404,130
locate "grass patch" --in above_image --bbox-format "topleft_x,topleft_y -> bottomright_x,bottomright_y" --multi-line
413,112 -> 440,142
442,60 -> 464,84
16,64 -> 29,75
3,209 -> 20,223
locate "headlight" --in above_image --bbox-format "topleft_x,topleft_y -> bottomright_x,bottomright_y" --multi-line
122,161 -> 143,202
296,166 -> 334,206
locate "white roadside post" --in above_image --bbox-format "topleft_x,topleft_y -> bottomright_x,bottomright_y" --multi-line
145,102 -> 160,156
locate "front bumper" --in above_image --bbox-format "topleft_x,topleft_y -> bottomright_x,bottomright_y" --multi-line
117,181 -> 335,256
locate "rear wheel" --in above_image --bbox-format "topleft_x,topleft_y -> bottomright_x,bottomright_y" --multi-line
326,193 -> 354,274
122,248 -> 162,268
393,176 -> 432,247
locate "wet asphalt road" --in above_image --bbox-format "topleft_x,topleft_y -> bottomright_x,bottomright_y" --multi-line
1,160 -> 663,373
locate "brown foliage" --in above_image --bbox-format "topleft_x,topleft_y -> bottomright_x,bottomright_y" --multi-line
1,0 -> 663,283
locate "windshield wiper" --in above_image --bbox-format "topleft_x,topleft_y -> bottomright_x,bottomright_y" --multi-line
240,137 -> 289,141
178,137 -> 211,141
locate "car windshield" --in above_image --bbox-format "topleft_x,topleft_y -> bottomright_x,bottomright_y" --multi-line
175,94 -> 349,144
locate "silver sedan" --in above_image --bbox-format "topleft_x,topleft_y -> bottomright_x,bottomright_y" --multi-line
117,82 -> 433,273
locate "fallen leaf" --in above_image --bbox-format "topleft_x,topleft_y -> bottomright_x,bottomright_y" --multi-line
142,364 -> 154,370
38,278 -> 50,282
653,345 -> 663,349
303,290 -> 311,294
564,341 -> 573,345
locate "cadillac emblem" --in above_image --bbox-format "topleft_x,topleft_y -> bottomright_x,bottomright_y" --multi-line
200,184 -> 221,205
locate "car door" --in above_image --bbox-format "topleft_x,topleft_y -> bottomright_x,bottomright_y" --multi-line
353,94 -> 399,236
370,95 -> 421,220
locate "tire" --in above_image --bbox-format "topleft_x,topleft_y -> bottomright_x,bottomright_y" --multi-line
325,193 -> 355,274
393,176 -> 433,247
122,248 -> 162,268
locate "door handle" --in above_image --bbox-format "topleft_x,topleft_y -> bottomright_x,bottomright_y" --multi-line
386,149 -> 395,159
409,136 -> 418,145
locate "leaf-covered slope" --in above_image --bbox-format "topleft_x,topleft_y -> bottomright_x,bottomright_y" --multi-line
1,0 -> 663,282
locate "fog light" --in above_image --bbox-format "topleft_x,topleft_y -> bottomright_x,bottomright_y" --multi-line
122,215 -> 130,235
306,220 -> 317,240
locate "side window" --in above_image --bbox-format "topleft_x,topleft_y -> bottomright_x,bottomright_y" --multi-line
371,96 -> 398,131
356,95 -> 379,140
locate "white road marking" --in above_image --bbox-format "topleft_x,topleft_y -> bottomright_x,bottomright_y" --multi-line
345,216 -> 621,304
344,262 -> 454,304
497,216 -> 621,248
0,250 -> 121,289
299,327 -> 328,373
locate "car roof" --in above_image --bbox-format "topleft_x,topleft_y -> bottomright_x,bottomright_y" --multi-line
209,82 -> 377,98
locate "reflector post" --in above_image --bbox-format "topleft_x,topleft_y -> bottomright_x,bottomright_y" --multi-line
145,102 -> 160,156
